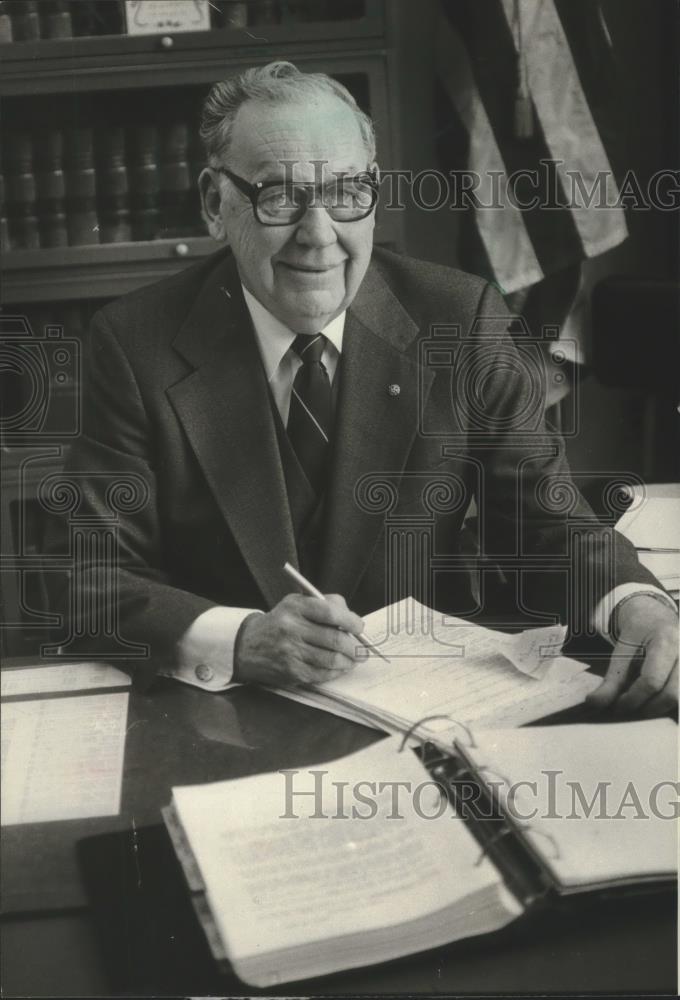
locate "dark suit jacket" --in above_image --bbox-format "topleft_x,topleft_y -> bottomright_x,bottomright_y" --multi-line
48,246 -> 655,666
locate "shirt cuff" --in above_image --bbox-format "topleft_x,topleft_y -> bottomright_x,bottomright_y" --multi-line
161,606 -> 263,692
592,583 -> 677,644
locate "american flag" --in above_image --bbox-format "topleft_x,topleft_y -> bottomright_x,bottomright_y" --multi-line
435,0 -> 628,296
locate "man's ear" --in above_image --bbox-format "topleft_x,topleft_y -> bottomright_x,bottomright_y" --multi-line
198,167 -> 227,242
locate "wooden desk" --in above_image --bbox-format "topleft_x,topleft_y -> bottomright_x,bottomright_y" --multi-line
1,679 -> 677,996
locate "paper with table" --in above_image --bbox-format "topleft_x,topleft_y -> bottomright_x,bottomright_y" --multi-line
1,692 -> 129,825
273,598 -> 601,739
616,486 -> 680,598
1,660 -> 131,698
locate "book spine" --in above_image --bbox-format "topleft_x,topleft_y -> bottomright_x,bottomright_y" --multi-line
213,1 -> 248,28
70,0 -> 95,36
159,121 -> 191,236
0,1 -> 13,42
128,125 -> 160,242
9,0 -> 41,41
36,129 -> 68,248
0,169 -> 10,252
41,0 -> 73,39
71,0 -> 123,37
5,132 -> 40,249
96,126 -> 131,243
64,127 -> 100,246
279,1 -> 319,23
249,1 -> 280,25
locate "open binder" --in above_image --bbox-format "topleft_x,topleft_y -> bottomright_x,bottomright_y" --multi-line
416,736 -> 559,912
163,717 -> 677,987
417,721 -> 677,905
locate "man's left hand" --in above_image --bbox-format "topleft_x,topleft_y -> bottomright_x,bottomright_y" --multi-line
587,594 -> 678,716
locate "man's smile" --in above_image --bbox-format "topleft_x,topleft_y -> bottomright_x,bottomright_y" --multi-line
278,261 -> 345,274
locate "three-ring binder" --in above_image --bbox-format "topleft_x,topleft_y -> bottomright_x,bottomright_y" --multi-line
400,713 -> 562,911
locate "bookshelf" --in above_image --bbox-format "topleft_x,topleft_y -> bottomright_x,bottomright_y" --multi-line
1,1 -> 401,304
0,0 -> 403,653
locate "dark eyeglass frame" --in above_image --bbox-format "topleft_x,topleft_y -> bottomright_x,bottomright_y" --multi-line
214,166 -> 379,226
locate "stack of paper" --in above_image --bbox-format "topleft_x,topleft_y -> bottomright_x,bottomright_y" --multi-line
165,737 -> 522,987
272,598 -> 600,741
616,485 -> 680,598
1,662 -> 130,826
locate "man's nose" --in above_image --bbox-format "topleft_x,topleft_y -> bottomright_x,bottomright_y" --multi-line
294,205 -> 338,248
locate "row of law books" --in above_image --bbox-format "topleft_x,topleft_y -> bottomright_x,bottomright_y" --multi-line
0,0 -> 114,41
0,0 -> 360,42
2,124 -> 206,251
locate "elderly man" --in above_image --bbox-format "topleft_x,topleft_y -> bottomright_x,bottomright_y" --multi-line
55,61 -> 677,715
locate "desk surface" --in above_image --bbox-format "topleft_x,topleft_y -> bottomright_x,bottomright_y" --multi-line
1,676 -> 677,997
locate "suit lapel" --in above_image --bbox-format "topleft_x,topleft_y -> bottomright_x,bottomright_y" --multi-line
318,264 -> 435,600
165,252 -> 434,607
167,254 -> 297,609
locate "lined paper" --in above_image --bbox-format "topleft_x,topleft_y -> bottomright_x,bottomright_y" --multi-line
271,599 -> 599,734
1,693 -> 129,825
461,720 -> 678,889
616,492 -> 680,550
1,661 -> 130,698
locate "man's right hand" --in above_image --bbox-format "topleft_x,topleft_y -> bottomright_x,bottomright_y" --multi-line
233,592 -> 366,687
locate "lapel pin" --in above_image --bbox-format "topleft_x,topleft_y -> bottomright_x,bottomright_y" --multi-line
387,383 -> 401,397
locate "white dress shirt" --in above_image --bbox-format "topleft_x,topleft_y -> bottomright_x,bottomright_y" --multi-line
241,284 -> 344,424
165,289 -> 674,692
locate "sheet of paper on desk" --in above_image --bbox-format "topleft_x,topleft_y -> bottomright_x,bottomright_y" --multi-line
1,661 -> 131,698
363,599 -> 568,679
272,599 -> 601,736
637,550 -> 680,595
616,492 -> 680,550
1,692 -> 128,826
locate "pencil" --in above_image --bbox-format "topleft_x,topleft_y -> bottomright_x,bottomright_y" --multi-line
283,562 -> 390,663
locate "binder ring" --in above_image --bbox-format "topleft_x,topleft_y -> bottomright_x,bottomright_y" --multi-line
446,718 -> 477,749
398,715 -> 455,751
428,755 -> 457,774
397,715 -> 477,752
524,825 -> 561,860
474,826 -> 513,867
476,819 -> 561,865
476,763 -> 513,788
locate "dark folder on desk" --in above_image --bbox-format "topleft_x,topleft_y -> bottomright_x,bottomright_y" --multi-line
77,822 -> 227,995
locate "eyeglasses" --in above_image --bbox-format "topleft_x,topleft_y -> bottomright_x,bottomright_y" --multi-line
214,166 -> 379,226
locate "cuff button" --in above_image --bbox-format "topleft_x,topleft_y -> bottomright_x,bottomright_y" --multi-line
195,663 -> 214,683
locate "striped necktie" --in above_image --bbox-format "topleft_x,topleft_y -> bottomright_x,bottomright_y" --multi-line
287,333 -> 332,494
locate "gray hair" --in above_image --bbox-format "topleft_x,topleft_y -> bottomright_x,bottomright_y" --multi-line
200,60 -> 377,166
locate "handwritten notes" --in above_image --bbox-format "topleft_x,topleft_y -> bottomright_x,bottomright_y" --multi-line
271,599 -> 600,735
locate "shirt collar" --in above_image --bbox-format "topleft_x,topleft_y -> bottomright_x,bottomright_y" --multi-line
241,284 -> 345,382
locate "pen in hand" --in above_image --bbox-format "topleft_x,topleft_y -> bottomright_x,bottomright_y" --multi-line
283,562 -> 390,664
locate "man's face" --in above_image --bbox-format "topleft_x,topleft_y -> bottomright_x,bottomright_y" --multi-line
208,94 -> 376,333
